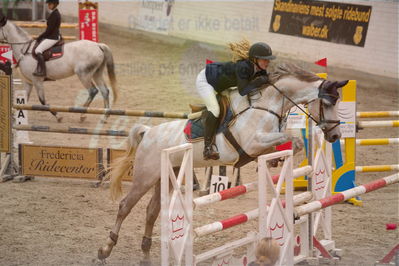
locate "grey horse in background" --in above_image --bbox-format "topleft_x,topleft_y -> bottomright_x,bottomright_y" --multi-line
0,14 -> 117,122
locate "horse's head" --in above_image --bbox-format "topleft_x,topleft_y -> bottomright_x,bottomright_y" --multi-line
307,79 -> 348,143
265,63 -> 348,143
0,14 -> 31,45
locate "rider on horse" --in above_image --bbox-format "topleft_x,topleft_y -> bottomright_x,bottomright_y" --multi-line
33,0 -> 61,77
195,40 -> 276,160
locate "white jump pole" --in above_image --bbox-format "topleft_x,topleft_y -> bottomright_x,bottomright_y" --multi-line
358,120 -> 399,128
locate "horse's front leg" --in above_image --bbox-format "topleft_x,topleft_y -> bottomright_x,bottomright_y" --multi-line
253,132 -> 293,167
255,132 -> 291,150
255,132 -> 305,167
24,82 -> 33,101
33,79 -> 63,122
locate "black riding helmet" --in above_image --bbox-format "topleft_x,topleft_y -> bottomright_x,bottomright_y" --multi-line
249,42 -> 276,60
46,0 -> 59,4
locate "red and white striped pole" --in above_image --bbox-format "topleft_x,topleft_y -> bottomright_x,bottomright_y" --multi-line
294,173 -> 399,218
194,191 -> 313,237
193,166 -> 312,208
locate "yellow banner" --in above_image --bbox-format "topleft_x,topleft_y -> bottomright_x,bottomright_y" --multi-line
107,149 -> 133,181
0,75 -> 11,153
21,145 -> 102,179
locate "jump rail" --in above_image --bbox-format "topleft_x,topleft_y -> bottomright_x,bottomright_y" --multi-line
340,138 -> 399,146
14,21 -> 78,40
356,138 -> 398,145
358,120 -> 399,128
193,165 -> 312,208
13,124 -> 128,137
357,111 -> 399,118
14,104 -> 189,119
194,191 -> 313,238
13,21 -> 78,28
355,165 -> 399,172
294,173 -> 399,218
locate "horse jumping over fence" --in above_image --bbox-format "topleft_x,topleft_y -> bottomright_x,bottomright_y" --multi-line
0,14 -> 117,122
97,63 -> 348,263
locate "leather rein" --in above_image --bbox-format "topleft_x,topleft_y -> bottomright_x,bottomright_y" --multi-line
223,79 -> 340,167
233,80 -> 340,134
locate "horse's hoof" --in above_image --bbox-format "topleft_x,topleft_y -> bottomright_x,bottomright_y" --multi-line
56,116 -> 63,123
100,118 -> 107,124
98,247 -> 111,260
80,116 -> 86,123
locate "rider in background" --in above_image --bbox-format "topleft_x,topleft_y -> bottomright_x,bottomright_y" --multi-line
195,39 -> 276,160
33,0 -> 61,77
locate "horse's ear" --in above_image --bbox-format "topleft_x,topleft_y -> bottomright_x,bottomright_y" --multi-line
336,80 -> 349,88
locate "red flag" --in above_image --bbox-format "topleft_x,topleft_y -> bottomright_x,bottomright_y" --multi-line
315,58 -> 327,67
206,59 -> 214,64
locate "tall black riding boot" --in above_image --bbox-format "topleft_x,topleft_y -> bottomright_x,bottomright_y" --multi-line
33,53 -> 46,77
202,110 -> 220,160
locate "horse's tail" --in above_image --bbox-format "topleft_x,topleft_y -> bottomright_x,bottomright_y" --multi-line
99,43 -> 118,103
109,123 -> 150,200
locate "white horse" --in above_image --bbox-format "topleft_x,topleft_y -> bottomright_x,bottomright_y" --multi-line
97,63 -> 348,263
0,15 -> 117,122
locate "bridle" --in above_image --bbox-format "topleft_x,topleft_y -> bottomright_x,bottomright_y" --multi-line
233,79 -> 341,134
0,27 -> 32,45
0,27 -> 34,66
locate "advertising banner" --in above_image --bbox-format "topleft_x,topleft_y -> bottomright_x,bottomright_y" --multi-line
79,8 -> 98,42
135,0 -> 174,34
0,75 -> 11,152
20,145 -> 102,179
0,46 -> 16,64
269,0 -> 372,47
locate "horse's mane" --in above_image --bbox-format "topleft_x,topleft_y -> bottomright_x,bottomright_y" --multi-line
9,21 -> 32,39
269,63 -> 321,84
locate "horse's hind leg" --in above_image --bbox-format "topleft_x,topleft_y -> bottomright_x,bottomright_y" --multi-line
141,180 -> 161,263
92,66 -> 111,122
76,72 -> 98,122
98,177 -> 158,261
33,81 -> 62,122
141,167 -> 180,264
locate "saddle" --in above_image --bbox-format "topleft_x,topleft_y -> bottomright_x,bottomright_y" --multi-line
184,95 -> 258,167
32,38 -> 65,61
184,95 -> 233,142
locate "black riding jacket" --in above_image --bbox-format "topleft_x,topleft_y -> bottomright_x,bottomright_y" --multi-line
37,8 -> 61,41
205,59 -> 269,96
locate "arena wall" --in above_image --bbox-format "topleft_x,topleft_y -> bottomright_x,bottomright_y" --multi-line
60,0 -> 398,79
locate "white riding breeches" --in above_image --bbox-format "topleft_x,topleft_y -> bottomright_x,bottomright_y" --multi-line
35,38 -> 59,54
196,68 -> 220,117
